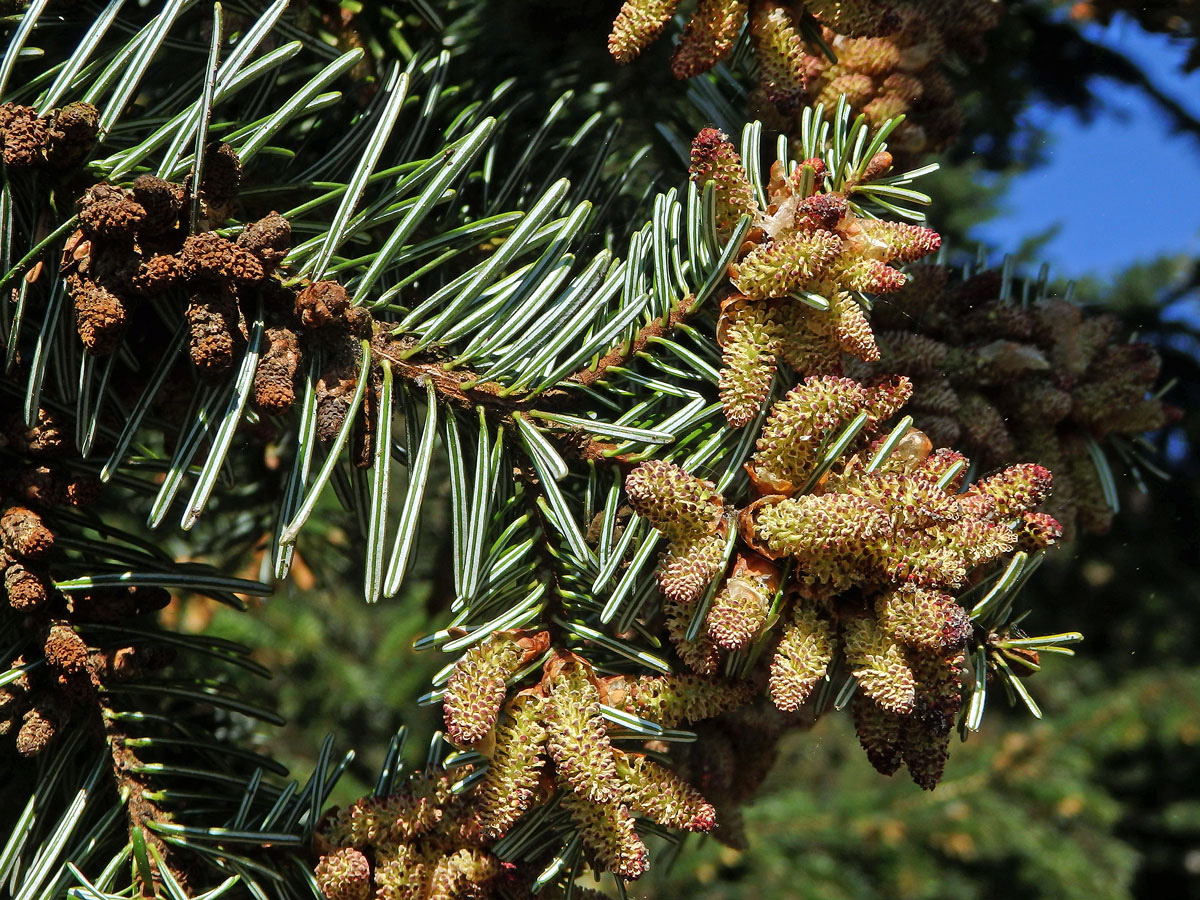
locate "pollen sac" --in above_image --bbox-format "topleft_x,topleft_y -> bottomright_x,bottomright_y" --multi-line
131,253 -> 183,296
321,777 -> 445,849
749,1 -> 808,114
1018,511 -> 1064,551
77,183 -> 146,241
675,706 -> 786,847
804,0 -> 901,37
236,212 -> 292,272
544,657 -> 622,803
199,142 -> 242,208
315,771 -> 503,899
370,846 -> 431,899
625,459 -> 724,539
704,553 -> 780,651
560,793 -> 650,880
919,447 -> 967,489
769,599 -> 835,711
626,460 -> 729,604
842,614 -> 916,715
663,594 -> 723,674
16,705 -> 59,757
3,407 -> 66,455
5,562 -> 50,611
671,0 -> 748,79
696,128 -> 939,427
179,232 -> 264,286
748,492 -> 891,566
443,630 -> 548,747
901,650 -> 967,790
1,506 -> 54,559
828,290 -> 879,361
784,4 -> 999,160
657,528 -> 728,606
835,254 -> 909,293
186,288 -> 244,378
841,465 -> 959,530
717,297 -> 784,427
442,849 -> 504,897
70,276 -> 129,356
747,375 -> 909,492
64,584 -> 170,623
622,673 -> 755,728
315,338 -> 362,441
313,847 -> 371,900
1062,433 -> 1118,535
0,103 -> 47,168
843,217 -> 943,264
739,371 -> 1061,600
296,280 -> 352,329
43,625 -> 89,675
958,391 -> 1014,460
689,128 -> 758,240
475,697 -> 548,839
131,174 -> 184,237
732,230 -> 843,301
608,0 -> 997,164
706,574 -> 771,650
967,463 -> 1054,518
615,751 -> 717,832
776,297 -> 847,373
874,585 -> 970,653
608,0 -> 682,64
444,638 -> 522,747
43,102 -> 99,170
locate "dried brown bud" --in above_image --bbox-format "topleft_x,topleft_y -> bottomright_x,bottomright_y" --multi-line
44,624 -> 89,674
296,280 -> 352,329
315,340 -> 360,441
180,232 -> 264,285
5,562 -> 50,611
252,325 -> 301,414
186,288 -> 244,377
16,705 -> 58,757
17,465 -> 100,508
3,408 -> 66,454
77,183 -> 146,240
131,253 -> 183,295
70,275 -> 129,355
236,212 -> 291,271
0,103 -> 46,168
131,174 -> 184,236
1,506 -> 54,558
98,643 -> 174,681
43,102 -> 99,169
200,142 -> 242,205
861,150 -> 893,182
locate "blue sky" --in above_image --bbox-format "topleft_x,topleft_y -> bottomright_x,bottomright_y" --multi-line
969,16 -> 1200,279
